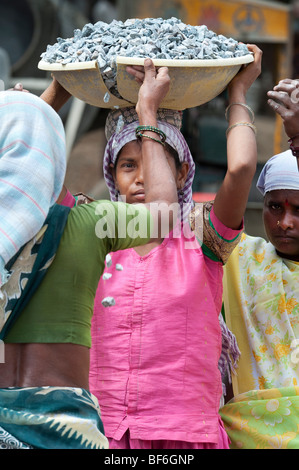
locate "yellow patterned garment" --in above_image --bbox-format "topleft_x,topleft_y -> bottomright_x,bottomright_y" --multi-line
220,233 -> 299,449
220,387 -> 299,449
222,233 -> 299,394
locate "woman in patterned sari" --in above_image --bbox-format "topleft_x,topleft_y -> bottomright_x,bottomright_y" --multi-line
0,59 -> 179,449
220,79 -> 299,449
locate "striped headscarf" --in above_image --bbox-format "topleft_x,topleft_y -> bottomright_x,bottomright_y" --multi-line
0,91 -> 66,287
257,149 -> 299,195
103,107 -> 195,216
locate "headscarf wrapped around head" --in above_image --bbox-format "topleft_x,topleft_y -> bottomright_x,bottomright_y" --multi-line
103,106 -> 195,214
0,91 -> 66,286
257,150 -> 299,195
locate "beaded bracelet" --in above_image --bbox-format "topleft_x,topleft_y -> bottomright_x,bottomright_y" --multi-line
226,121 -> 257,137
135,125 -> 167,143
225,103 -> 255,124
137,133 -> 166,146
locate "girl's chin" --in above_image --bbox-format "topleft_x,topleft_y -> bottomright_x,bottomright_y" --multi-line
132,194 -> 145,202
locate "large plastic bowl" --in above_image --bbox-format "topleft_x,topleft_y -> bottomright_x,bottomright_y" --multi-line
38,54 -> 253,110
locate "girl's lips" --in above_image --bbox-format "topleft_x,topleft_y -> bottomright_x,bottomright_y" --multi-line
133,189 -> 145,196
133,192 -> 145,201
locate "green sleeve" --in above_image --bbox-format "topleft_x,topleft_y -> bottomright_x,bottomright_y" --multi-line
92,200 -> 153,253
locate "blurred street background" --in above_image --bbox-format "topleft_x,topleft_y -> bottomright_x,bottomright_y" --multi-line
0,0 -> 297,236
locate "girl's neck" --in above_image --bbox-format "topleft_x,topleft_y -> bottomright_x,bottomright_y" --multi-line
134,239 -> 163,256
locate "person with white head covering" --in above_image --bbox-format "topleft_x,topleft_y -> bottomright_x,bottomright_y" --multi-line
0,90 -> 66,293
220,85 -> 299,448
257,149 -> 299,194
0,59 -> 179,449
85,45 -> 262,450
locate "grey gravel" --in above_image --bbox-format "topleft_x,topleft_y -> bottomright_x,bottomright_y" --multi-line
41,17 -> 250,99
101,296 -> 116,307
105,253 -> 112,267
102,272 -> 112,280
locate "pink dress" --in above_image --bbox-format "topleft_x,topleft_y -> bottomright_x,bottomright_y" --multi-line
89,203 -> 242,448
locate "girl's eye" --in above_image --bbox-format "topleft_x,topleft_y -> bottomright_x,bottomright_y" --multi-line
121,162 -> 135,169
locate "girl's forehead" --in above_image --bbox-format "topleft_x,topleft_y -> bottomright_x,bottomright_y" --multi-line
116,140 -> 141,163
119,140 -> 141,154
117,140 -> 175,162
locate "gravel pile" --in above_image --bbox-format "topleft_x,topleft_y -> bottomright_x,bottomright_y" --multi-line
41,17 -> 249,99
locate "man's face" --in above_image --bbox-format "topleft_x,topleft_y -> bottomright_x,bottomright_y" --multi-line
263,189 -> 299,261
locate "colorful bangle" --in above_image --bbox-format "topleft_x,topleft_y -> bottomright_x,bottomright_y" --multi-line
226,121 -> 257,137
135,125 -> 166,143
137,133 -> 166,146
225,103 -> 255,124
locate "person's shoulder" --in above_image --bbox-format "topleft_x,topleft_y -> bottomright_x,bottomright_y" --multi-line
239,233 -> 272,252
68,200 -> 115,222
72,199 -> 118,211
70,200 -> 150,228
241,232 -> 268,249
71,199 -> 144,221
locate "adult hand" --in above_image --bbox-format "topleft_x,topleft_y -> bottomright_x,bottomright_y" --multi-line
126,64 -> 145,84
267,79 -> 299,140
40,76 -> 71,112
228,44 -> 262,98
127,58 -> 170,116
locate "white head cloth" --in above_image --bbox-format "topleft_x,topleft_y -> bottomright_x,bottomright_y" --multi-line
256,150 -> 299,196
0,91 -> 66,286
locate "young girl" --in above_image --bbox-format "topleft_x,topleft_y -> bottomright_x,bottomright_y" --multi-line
88,45 -> 262,449
0,59 -> 180,449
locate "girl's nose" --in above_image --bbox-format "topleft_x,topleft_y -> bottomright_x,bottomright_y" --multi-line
135,166 -> 144,184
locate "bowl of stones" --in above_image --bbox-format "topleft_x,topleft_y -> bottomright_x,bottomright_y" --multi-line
38,18 -> 253,110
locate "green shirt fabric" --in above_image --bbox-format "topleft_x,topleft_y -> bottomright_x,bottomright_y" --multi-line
5,201 -> 152,347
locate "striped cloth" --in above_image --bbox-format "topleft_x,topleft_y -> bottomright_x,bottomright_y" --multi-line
0,91 -> 66,288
